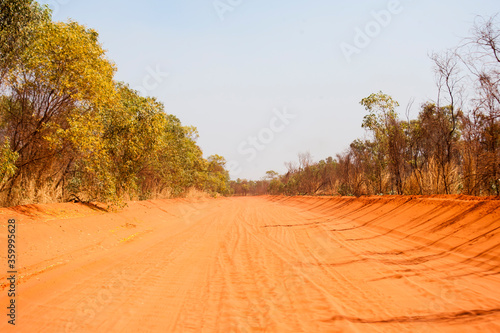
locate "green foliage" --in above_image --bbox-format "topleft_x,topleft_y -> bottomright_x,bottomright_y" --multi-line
18,20 -> 117,107
360,91 -> 400,143
0,1 -> 230,207
0,138 -> 18,182
232,18 -> 500,198
0,0 -> 50,83
102,84 -> 166,196
203,155 -> 230,195
265,170 -> 279,180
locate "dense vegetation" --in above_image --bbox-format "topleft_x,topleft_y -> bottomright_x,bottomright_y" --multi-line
2,2 -> 498,205
231,16 -> 500,197
0,0 -> 230,207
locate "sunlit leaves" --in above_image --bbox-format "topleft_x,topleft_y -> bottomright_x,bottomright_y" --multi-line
360,91 -> 399,133
0,1 -> 229,206
17,20 -> 117,108
0,0 -> 50,83
0,138 -> 18,183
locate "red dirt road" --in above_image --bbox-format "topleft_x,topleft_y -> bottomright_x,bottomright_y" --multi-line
1,196 -> 499,332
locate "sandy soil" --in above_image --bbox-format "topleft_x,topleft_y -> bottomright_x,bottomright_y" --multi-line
0,195 -> 499,332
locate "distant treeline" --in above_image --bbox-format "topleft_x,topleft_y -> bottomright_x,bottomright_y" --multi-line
0,1 -> 230,207
231,16 -> 500,197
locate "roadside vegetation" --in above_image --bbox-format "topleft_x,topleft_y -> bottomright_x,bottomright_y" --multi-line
0,0 -> 230,207
231,16 -> 500,197
2,2 -> 498,205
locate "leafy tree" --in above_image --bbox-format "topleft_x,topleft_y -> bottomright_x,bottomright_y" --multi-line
0,0 -> 50,83
203,154 -> 230,195
1,17 -> 117,204
360,92 -> 405,194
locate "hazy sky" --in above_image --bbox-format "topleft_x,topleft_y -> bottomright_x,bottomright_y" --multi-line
39,0 -> 499,180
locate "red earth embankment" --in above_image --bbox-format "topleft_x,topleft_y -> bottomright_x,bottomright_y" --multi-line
268,195 -> 500,274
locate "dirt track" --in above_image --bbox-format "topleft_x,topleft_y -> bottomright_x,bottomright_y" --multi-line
1,195 -> 499,332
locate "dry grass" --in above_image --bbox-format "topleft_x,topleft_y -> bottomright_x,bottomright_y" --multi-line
0,182 -> 215,208
0,179 -> 63,207
183,187 -> 212,199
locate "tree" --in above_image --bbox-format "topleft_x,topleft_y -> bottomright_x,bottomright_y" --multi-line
265,170 -> 279,180
0,0 -> 49,83
458,15 -> 500,195
204,154 -> 230,195
417,103 -> 461,194
1,18 -> 117,204
101,83 -> 168,198
0,1 -> 232,206
360,92 -> 405,194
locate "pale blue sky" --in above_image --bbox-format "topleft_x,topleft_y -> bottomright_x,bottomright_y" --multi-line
39,0 -> 499,179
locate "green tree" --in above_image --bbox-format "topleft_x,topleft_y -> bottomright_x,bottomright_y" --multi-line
360,92 -> 405,194
0,0 -> 49,83
1,18 -> 117,204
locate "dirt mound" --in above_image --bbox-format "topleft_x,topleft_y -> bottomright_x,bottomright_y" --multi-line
268,195 -> 500,275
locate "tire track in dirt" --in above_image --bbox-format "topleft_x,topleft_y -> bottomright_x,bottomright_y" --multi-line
0,196 -> 499,332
